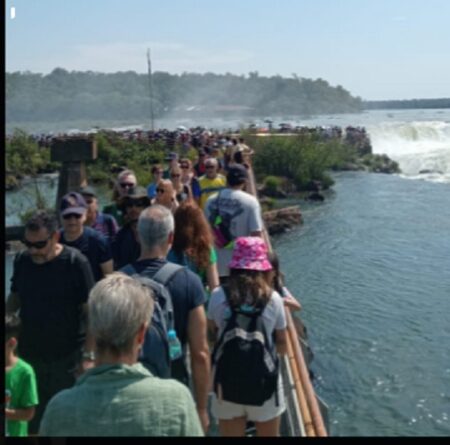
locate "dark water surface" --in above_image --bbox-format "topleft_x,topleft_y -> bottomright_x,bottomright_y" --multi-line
273,172 -> 450,436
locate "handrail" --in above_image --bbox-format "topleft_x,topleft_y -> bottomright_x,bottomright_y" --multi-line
246,162 -> 327,437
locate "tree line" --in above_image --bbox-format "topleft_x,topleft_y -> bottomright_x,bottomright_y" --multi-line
363,98 -> 450,110
6,69 -> 363,124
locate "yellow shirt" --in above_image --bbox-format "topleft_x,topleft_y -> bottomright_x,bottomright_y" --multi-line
198,174 -> 226,210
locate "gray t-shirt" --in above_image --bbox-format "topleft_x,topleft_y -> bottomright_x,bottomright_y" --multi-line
207,287 -> 287,348
204,188 -> 263,277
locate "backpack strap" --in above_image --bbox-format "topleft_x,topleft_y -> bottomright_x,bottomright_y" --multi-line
152,262 -> 183,286
142,262 -> 183,332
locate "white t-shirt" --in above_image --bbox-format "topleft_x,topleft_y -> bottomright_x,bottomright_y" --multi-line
204,188 -> 263,277
207,287 -> 287,348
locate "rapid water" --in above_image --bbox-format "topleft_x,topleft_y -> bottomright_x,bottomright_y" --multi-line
5,109 -> 450,436
274,172 -> 450,436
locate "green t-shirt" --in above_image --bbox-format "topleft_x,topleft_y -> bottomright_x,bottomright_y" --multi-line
5,358 -> 39,437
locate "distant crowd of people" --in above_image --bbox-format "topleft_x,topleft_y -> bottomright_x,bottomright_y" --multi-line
6,124 -> 371,156
5,141 -> 303,437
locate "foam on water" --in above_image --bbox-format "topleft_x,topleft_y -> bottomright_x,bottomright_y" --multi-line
367,120 -> 450,184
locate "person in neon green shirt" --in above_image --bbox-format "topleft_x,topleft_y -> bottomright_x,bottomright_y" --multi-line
197,158 -> 226,210
5,314 -> 38,437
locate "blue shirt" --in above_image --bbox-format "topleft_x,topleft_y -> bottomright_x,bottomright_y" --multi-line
60,227 -> 112,282
147,183 -> 158,199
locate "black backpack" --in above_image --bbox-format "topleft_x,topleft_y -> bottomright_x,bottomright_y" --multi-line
211,292 -> 279,406
120,262 -> 183,378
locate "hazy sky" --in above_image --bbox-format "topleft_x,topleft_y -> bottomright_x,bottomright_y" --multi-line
5,0 -> 450,100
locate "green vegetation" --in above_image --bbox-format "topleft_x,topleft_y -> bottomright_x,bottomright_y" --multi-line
363,98 -> 450,110
5,129 -> 60,190
251,135 -> 356,191
88,131 -> 167,186
6,69 -> 362,126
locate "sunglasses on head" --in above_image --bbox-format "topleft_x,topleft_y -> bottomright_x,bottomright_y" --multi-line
120,182 -> 135,188
23,236 -> 51,249
62,213 -> 83,220
124,198 -> 148,208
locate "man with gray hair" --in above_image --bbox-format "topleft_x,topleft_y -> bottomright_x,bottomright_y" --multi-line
121,205 -> 211,434
39,273 -> 203,436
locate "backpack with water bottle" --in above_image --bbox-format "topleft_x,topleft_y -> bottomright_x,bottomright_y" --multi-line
120,262 -> 183,378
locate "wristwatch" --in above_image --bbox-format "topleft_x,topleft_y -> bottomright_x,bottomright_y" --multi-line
81,350 -> 96,361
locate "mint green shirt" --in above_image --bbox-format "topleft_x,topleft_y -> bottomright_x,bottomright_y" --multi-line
39,363 -> 203,437
5,358 -> 38,437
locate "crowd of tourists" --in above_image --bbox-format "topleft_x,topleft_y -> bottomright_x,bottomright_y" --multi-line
7,123 -> 371,156
5,141 -> 303,437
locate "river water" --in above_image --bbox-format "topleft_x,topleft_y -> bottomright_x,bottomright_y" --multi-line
5,109 -> 450,436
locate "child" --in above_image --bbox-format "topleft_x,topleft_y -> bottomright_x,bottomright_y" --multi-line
5,313 -> 38,437
267,251 -> 302,312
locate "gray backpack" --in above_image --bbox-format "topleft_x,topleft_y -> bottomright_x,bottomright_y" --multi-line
120,262 -> 183,378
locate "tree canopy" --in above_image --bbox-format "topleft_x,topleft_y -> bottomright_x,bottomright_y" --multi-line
6,69 -> 363,124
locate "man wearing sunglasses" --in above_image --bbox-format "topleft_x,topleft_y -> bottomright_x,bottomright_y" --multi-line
112,186 -> 150,270
103,169 -> 138,227
80,186 -> 119,244
197,158 -> 226,211
6,210 -> 95,435
59,192 -> 113,282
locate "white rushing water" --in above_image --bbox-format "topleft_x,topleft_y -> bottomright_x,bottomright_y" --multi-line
367,120 -> 450,184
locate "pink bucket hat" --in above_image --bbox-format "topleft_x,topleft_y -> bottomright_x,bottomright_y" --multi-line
228,237 -> 273,272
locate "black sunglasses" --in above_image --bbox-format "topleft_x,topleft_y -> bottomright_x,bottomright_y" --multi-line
171,174 -> 181,178
156,188 -> 166,194
62,213 -> 83,220
124,198 -> 149,207
120,182 -> 135,188
23,236 -> 52,249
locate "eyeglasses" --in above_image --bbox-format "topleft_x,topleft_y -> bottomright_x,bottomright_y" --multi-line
23,236 -> 52,249
120,182 -> 135,188
62,213 -> 83,220
84,198 -> 94,204
124,198 -> 148,208
171,174 -> 181,178
156,188 -> 166,194
181,165 -> 189,169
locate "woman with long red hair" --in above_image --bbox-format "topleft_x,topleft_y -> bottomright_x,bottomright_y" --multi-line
168,200 -> 220,294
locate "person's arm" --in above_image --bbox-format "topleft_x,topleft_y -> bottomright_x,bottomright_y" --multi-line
74,254 -> 96,375
5,406 -> 35,422
275,328 -> 288,356
77,303 -> 96,376
206,262 -> 220,292
5,292 -> 20,313
100,259 -> 114,277
187,305 -> 211,434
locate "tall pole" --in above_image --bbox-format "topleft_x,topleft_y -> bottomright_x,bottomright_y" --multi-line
147,48 -> 155,132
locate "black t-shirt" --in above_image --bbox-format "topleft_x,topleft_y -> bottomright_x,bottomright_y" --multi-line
60,227 -> 112,282
129,258 -> 206,382
112,225 -> 141,270
11,246 -> 95,361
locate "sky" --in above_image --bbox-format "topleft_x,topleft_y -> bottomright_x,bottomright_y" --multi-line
5,0 -> 450,101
